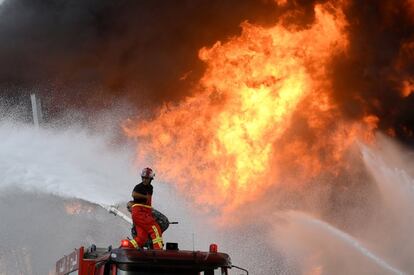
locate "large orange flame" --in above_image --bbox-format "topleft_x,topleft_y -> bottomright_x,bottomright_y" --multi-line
124,2 -> 377,215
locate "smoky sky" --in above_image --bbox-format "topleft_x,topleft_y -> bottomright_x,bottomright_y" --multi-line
0,0 -> 412,144
0,0 -> 282,107
331,0 -> 414,145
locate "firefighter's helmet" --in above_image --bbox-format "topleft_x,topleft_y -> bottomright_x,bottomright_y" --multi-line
141,167 -> 155,179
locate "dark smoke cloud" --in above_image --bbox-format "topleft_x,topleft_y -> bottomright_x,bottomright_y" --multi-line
331,0 -> 414,145
0,0 -> 412,144
0,0 -> 281,111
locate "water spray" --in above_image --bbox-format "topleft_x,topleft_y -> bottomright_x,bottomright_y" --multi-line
289,212 -> 405,275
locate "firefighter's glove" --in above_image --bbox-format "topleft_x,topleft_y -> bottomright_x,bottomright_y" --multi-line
127,201 -> 133,213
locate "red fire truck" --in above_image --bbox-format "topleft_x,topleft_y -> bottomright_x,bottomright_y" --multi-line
55,241 -> 246,275
55,205 -> 248,274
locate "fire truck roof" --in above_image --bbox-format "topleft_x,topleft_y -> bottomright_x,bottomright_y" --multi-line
56,245 -> 232,274
107,247 -> 232,270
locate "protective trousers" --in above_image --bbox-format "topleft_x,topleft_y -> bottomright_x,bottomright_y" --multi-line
129,205 -> 163,249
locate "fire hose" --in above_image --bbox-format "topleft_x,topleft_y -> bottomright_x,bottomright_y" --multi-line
100,204 -> 178,231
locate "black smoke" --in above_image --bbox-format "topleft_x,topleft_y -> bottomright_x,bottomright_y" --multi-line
0,0 -> 281,112
331,0 -> 414,145
0,0 -> 412,144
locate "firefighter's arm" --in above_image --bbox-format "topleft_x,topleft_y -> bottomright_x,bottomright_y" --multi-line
132,191 -> 149,200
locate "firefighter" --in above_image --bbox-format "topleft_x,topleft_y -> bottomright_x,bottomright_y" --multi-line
127,167 -> 164,250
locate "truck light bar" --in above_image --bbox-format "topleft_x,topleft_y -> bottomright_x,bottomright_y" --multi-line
209,244 -> 218,253
121,239 -> 130,248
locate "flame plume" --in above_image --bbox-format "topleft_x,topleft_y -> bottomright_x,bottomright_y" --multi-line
124,2 -> 377,214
